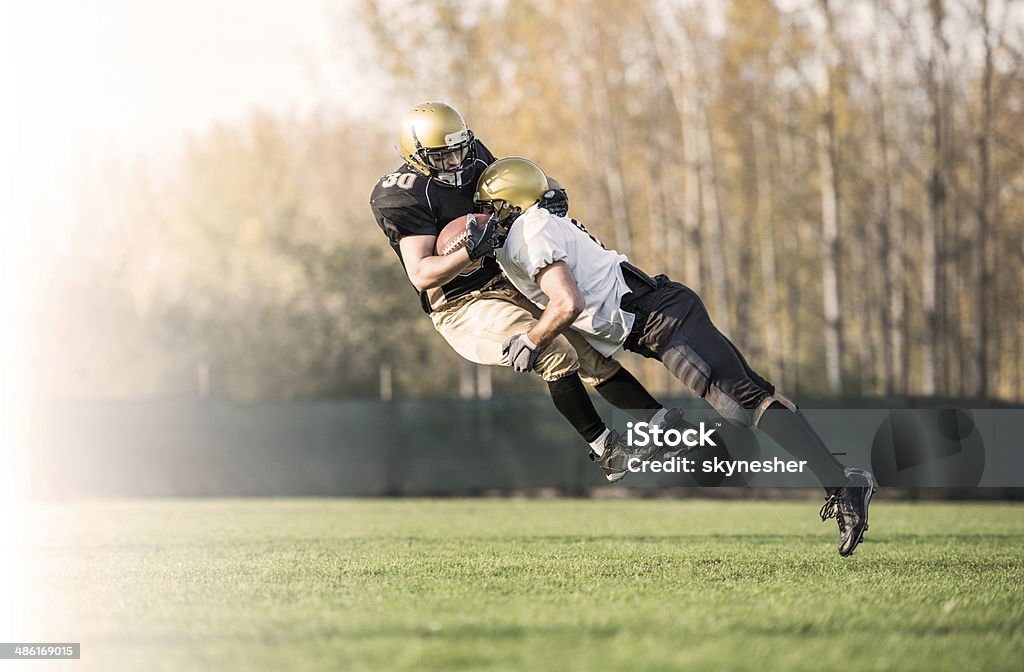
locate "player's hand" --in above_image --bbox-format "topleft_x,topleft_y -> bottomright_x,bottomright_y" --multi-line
466,213 -> 505,260
540,189 -> 569,217
502,333 -> 540,373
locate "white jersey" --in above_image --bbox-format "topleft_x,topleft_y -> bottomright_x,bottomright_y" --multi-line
496,205 -> 635,357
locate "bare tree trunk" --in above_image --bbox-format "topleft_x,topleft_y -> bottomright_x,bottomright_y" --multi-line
781,91 -> 806,396
580,25 -> 633,256
458,361 -> 475,399
870,2 -> 907,397
697,92 -> 732,332
682,101 -> 704,293
752,115 -> 784,387
816,117 -> 844,395
874,103 -> 895,394
865,212 -> 884,396
890,178 -> 908,396
1019,235 -> 1024,402
645,2 -> 702,288
646,89 -> 673,395
476,365 -> 492,400
920,0 -> 947,396
817,0 -> 844,396
647,142 -> 666,272
975,0 -> 994,398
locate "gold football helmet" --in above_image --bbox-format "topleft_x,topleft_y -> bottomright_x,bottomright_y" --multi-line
474,157 -> 549,223
398,101 -> 476,186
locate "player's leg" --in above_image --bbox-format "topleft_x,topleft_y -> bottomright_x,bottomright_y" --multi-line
558,326 -> 696,456
502,283 -> 692,477
561,329 -> 664,420
430,289 -> 579,384
628,278 -> 875,554
520,297 -> 667,424
629,281 -> 841,479
429,289 -> 604,441
430,285 -> 661,481
500,284 -> 671,425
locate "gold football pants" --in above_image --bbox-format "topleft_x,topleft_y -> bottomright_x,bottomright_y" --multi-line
430,278 -> 621,385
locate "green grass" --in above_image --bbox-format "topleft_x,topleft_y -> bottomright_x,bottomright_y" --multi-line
21,499 -> 1024,671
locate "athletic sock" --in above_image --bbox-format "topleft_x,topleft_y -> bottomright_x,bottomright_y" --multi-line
756,401 -> 847,491
548,373 -> 606,444
589,428 -> 611,456
594,368 -> 662,421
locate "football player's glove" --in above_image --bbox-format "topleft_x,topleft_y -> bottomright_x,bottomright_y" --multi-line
465,213 -> 504,260
540,188 -> 569,217
502,333 -> 540,373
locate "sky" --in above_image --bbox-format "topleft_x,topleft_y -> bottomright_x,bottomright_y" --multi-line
12,0 -> 339,157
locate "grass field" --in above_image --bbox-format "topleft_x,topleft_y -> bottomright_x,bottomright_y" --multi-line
16,499 -> 1024,671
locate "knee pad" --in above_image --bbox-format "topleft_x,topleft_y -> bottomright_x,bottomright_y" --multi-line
662,342 -> 712,397
662,342 -> 775,427
706,385 -> 757,427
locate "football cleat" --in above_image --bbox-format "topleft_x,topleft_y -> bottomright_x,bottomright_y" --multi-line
589,430 -> 661,484
820,468 -> 877,557
656,408 -> 703,459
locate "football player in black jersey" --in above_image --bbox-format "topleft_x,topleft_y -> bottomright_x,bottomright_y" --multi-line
370,101 -> 685,482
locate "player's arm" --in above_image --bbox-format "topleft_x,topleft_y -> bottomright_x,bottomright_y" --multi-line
527,261 -> 584,346
398,235 -> 473,292
502,261 -> 582,373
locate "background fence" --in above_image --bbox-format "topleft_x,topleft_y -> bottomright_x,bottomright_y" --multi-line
25,396 -> 1022,498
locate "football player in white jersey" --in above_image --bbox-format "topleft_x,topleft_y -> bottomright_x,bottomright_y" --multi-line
477,157 -> 877,557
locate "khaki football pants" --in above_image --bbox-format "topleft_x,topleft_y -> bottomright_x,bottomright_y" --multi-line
430,278 -> 621,385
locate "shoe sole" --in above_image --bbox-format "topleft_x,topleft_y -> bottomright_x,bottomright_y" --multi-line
841,484 -> 877,557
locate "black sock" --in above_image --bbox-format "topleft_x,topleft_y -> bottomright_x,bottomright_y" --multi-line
548,374 -> 606,443
594,368 -> 662,421
756,401 -> 847,492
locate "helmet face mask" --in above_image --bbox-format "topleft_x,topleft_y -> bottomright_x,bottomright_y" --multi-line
474,157 -> 549,227
399,102 -> 476,186
474,198 -> 520,225
420,143 -> 471,171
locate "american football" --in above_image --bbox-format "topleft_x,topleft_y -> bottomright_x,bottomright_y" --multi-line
435,213 -> 491,255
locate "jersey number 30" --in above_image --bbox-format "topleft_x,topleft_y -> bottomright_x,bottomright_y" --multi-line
380,172 -> 417,190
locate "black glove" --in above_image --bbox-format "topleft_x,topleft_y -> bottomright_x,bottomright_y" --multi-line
540,188 -> 569,217
465,213 -> 505,260
502,333 -> 541,373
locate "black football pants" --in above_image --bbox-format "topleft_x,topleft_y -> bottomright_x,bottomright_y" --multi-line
619,265 -> 847,489
620,268 -> 774,426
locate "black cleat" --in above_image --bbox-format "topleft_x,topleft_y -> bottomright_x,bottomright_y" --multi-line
656,408 -> 703,459
820,468 -> 877,557
589,430 -> 661,483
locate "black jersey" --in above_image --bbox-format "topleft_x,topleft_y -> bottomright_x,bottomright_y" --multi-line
370,140 -> 500,313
